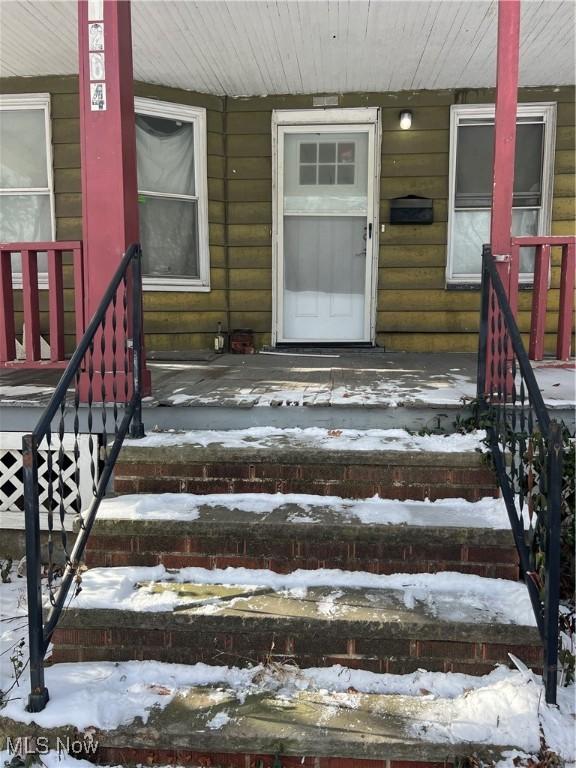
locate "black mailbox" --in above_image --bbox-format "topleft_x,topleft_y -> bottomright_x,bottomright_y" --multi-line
390,195 -> 433,225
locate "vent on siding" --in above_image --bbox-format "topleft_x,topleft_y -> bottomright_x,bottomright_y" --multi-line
312,95 -> 339,107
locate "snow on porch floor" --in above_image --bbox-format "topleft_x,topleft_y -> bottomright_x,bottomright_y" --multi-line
145,353 -> 576,410
1,352 -> 574,410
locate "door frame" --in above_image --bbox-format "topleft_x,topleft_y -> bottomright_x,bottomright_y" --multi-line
271,107 -> 381,345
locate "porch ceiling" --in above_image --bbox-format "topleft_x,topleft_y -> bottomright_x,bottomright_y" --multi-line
0,1 -> 574,96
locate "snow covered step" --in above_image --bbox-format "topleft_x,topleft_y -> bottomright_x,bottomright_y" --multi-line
85,493 -> 519,579
3,662 -> 572,766
115,427 -> 497,502
52,566 -> 541,675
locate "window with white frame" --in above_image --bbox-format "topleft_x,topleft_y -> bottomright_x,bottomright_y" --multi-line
0,93 -> 55,246
135,97 -> 210,291
447,103 -> 555,284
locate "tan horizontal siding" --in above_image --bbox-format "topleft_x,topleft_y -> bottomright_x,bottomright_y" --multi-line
229,311 -> 272,332
377,332 -> 573,354
379,245 -> 447,268
227,134 -> 271,157
378,310 -> 568,334
229,268 -> 271,291
382,130 -> 449,154
228,202 -> 272,224
227,179 -> 272,202
379,265 -> 570,292
381,176 -> 449,198
143,290 -> 227,312
376,288 -> 566,312
228,247 -> 271,268
52,118 -> 79,144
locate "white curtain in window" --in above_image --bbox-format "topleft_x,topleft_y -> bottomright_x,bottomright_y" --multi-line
136,115 -> 198,278
0,109 -> 48,189
136,116 -> 195,195
452,209 -> 538,275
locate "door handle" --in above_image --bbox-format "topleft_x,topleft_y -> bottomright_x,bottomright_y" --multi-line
368,223 -> 373,239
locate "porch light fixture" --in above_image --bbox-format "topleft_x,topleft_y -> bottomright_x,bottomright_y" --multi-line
399,110 -> 412,130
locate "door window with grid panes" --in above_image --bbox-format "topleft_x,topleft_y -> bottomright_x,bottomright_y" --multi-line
299,140 -> 356,186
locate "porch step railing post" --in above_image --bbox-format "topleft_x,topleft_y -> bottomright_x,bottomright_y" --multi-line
21,244 -> 145,712
477,245 -> 491,398
544,419 -> 562,705
130,244 -> 145,439
22,433 -> 50,712
478,245 -> 564,705
0,249 -> 16,363
528,243 -> 550,361
557,242 -> 575,360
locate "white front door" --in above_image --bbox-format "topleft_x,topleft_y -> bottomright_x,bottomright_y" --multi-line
274,111 -> 379,343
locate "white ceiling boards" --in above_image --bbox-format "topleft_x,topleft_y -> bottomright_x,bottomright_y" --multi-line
1,1 -> 574,95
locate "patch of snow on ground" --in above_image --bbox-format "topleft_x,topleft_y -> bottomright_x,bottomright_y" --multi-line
317,589 -> 344,616
530,364 -> 576,407
0,384 -> 55,397
125,425 -> 487,453
97,493 -> 202,521
97,492 -> 510,529
206,710 -> 232,729
70,565 -> 536,626
0,569 -> 30,707
0,753 -> 119,768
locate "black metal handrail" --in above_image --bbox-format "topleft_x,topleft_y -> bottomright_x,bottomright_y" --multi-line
477,244 -> 563,705
23,243 -> 145,712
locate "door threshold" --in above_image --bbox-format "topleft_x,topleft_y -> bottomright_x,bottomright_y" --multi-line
266,343 -> 385,354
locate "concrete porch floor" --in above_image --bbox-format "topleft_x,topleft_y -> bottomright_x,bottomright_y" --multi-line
1,351 -> 574,432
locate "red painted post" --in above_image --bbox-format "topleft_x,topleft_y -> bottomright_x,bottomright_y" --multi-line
557,243 -> 575,360
509,242 -> 520,318
0,250 -> 16,362
528,244 -> 550,361
490,0 -> 520,281
485,0 -> 521,396
47,249 -> 65,362
73,244 -> 85,346
21,250 -> 41,362
78,0 -> 150,399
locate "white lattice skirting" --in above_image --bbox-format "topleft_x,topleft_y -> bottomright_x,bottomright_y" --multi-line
0,432 -> 99,524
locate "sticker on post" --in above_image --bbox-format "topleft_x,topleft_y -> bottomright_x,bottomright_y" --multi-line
90,82 -> 106,111
87,0 -> 103,21
88,22 -> 104,51
89,52 -> 105,81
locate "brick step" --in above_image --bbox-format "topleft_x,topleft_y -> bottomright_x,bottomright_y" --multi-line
85,494 -> 519,578
95,751 -> 457,768
114,433 -> 497,502
1,660 -> 526,766
53,568 -> 541,675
